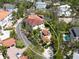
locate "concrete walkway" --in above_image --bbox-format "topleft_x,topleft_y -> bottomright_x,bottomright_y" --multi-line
7,46 -> 27,59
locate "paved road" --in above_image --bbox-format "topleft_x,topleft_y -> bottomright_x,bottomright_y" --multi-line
15,19 -> 31,47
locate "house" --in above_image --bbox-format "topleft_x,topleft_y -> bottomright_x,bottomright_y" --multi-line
0,30 -> 10,41
57,4 -> 72,17
3,4 -> 15,12
73,49 -> 79,59
40,28 -> 51,43
26,14 -> 45,30
69,27 -> 79,40
57,4 -> 72,23
19,56 -> 29,59
0,4 -> 17,27
0,10 -> 12,27
35,1 -> 47,9
1,38 -> 16,48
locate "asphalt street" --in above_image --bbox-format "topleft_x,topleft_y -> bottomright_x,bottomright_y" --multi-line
15,20 -> 31,47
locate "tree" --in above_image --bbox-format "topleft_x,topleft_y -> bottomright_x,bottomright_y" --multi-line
25,1 -> 33,9
16,1 -> 26,19
16,39 -> 25,49
61,0 -> 79,7
0,3 -> 3,8
12,11 -> 17,20
0,46 -> 7,59
16,1 -> 33,19
23,48 -> 43,59
10,30 -> 16,38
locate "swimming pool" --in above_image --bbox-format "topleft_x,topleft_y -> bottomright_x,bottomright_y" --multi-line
63,34 -> 71,41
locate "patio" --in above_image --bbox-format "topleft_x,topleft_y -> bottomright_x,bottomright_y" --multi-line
7,46 -> 27,59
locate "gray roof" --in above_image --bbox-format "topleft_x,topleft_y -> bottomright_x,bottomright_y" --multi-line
69,27 -> 79,39
35,2 -> 46,9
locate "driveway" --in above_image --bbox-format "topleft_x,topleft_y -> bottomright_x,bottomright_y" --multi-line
7,46 -> 27,59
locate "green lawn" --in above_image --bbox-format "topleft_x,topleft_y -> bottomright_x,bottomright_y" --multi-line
0,0 -> 15,2
16,39 -> 25,49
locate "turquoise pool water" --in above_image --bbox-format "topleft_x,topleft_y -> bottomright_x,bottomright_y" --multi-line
63,34 -> 71,41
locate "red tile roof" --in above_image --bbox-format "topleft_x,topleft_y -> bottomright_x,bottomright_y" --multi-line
41,28 -> 51,43
0,10 -> 10,21
2,38 -> 16,47
19,56 -> 29,59
42,28 -> 49,36
26,15 -> 44,26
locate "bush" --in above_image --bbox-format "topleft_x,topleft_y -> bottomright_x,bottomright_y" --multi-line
0,46 -> 7,59
0,0 -> 15,3
16,40 -> 25,49
10,30 -> 16,38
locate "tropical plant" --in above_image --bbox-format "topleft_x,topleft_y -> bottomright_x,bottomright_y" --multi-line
0,46 -> 7,59
16,0 -> 33,19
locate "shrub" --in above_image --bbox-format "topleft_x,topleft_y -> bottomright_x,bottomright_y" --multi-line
16,40 -> 25,49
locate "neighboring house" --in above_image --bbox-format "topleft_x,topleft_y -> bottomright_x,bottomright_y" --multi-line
57,4 -> 72,23
19,56 -> 29,59
57,4 -> 72,17
69,27 -> 79,40
0,10 -> 12,27
40,28 -> 51,43
26,14 -> 45,30
3,4 -> 15,12
0,30 -> 10,41
1,38 -> 16,48
73,50 -> 79,59
0,4 -> 17,27
35,1 -> 47,9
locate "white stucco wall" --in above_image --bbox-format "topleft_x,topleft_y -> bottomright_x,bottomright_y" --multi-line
0,13 -> 12,27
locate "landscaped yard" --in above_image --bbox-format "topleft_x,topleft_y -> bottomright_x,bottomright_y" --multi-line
21,22 -> 45,54
23,47 -> 44,59
16,39 -> 25,49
